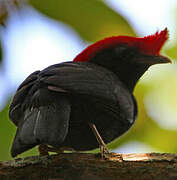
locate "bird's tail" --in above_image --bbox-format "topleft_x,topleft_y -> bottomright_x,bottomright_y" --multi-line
11,97 -> 70,157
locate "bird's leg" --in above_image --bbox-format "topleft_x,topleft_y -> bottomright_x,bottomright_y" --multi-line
88,122 -> 110,158
88,122 -> 123,161
38,144 -> 49,156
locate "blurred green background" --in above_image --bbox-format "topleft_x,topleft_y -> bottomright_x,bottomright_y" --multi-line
1,0 -> 177,161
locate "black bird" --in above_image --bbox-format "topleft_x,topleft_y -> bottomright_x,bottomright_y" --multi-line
9,29 -> 170,157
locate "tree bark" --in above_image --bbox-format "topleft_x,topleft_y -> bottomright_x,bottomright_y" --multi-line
0,153 -> 177,180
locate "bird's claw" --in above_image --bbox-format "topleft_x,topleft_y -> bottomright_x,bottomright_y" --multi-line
100,144 -> 110,159
38,144 -> 49,156
99,145 -> 123,161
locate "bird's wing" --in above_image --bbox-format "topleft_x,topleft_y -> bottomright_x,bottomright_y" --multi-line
10,61 -> 137,126
40,62 -> 123,101
40,62 -> 137,123
9,71 -> 40,126
9,61 -> 137,156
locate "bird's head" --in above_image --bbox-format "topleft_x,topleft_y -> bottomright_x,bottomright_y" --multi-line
74,28 -> 171,91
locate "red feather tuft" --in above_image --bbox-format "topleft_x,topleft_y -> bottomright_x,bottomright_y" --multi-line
136,28 -> 168,56
74,28 -> 168,62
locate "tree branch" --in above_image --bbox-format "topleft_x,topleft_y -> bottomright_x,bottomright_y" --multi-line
0,0 -> 25,25
0,153 -> 177,180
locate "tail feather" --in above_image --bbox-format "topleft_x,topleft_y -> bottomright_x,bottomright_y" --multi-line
11,97 -> 71,157
20,108 -> 39,144
34,101 -> 70,146
11,108 -> 39,157
11,127 -> 37,157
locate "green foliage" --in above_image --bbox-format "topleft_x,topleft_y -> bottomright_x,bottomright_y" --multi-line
165,43 -> 177,60
0,101 -> 15,160
165,6 -> 177,60
30,0 -> 135,41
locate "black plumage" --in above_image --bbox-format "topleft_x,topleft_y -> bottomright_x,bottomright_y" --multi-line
9,62 -> 137,157
9,29 -> 170,157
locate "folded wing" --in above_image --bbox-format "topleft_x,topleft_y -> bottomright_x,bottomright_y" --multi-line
9,62 -> 137,156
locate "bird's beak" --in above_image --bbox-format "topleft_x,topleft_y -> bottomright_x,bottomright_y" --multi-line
152,55 -> 171,64
139,55 -> 171,65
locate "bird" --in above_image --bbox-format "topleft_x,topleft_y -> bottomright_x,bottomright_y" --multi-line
9,28 -> 170,158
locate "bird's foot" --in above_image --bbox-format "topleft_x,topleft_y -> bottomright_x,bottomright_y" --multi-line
88,122 -> 122,160
38,144 -> 76,156
98,150 -> 123,162
98,144 -> 123,161
38,144 -> 49,156
100,144 -> 110,159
